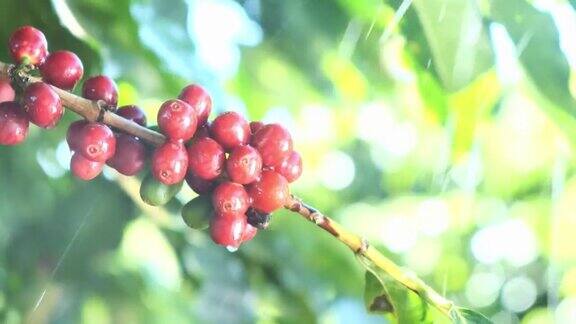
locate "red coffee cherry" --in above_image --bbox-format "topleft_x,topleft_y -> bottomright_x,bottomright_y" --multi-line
152,141 -> 188,185
273,151 -> 302,183
82,75 -> 118,107
210,111 -> 250,150
178,84 -> 212,125
9,26 -> 48,65
187,137 -> 225,180
247,170 -> 289,213
241,223 -> 258,243
212,182 -> 250,216
0,101 -> 29,145
70,152 -> 103,180
185,172 -> 215,195
22,82 -> 63,129
251,123 -> 293,167
66,120 -> 88,151
78,123 -> 116,162
157,99 -> 197,142
107,134 -> 146,176
210,213 -> 247,248
0,80 -> 15,103
250,121 -> 264,134
117,105 -> 147,126
226,145 -> 262,184
40,50 -> 84,90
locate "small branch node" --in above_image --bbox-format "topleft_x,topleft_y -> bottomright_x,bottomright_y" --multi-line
355,238 -> 370,255
311,212 -> 324,224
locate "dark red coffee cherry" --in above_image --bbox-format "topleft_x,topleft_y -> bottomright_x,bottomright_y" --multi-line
77,123 -> 116,162
210,213 -> 247,248
66,120 -> 88,151
70,152 -> 103,180
0,80 -> 15,103
273,151 -> 302,183
241,223 -> 258,243
22,82 -> 63,129
9,26 -> 48,65
40,50 -> 84,90
178,84 -> 212,125
212,182 -> 250,216
187,137 -> 225,180
246,207 -> 271,229
226,145 -> 262,184
185,172 -> 215,195
210,111 -> 250,150
247,170 -> 290,213
152,141 -> 188,185
0,101 -> 29,145
157,99 -> 197,142
251,123 -> 293,167
107,134 -> 146,176
82,75 -> 118,107
117,105 -> 147,126
250,121 -> 264,134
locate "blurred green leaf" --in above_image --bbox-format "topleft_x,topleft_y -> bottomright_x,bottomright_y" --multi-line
450,307 -> 493,324
390,0 -> 494,91
490,0 -> 576,128
363,269 -> 431,323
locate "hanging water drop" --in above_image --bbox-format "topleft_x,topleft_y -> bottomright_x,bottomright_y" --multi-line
226,245 -> 239,253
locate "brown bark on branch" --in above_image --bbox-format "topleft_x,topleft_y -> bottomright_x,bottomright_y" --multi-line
0,60 -> 458,320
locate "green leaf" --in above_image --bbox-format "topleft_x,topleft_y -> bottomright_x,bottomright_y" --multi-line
363,270 -> 430,323
490,0 -> 576,141
450,307 -> 493,324
391,0 -> 494,91
364,271 -> 394,314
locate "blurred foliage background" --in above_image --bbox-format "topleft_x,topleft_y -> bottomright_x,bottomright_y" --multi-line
1,0 -> 576,323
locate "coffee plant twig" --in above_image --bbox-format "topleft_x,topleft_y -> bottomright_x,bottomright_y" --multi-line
0,60 -> 467,321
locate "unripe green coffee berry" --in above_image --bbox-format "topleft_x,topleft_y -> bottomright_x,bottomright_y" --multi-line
139,172 -> 182,206
181,195 -> 213,230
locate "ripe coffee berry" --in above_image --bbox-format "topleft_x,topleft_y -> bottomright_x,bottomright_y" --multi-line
40,50 -> 84,90
82,75 -> 118,107
248,170 -> 290,213
0,101 -> 29,145
241,223 -> 258,243
178,84 -> 212,125
152,141 -> 188,185
22,82 -> 63,129
210,213 -> 247,248
66,120 -> 88,151
117,105 -> 147,126
212,182 -> 250,216
107,134 -> 146,176
9,26 -> 48,65
185,172 -> 215,195
226,145 -> 262,184
157,99 -> 197,142
70,152 -> 103,180
77,123 -> 116,162
252,124 -> 293,167
273,151 -> 302,183
210,111 -> 250,150
187,137 -> 225,180
0,80 -> 15,103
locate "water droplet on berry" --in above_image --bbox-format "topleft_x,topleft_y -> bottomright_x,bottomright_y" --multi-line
226,246 -> 238,253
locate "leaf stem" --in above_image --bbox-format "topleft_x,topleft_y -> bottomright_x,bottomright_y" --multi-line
284,195 -> 456,318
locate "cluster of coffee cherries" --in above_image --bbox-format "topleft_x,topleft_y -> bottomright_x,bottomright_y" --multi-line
0,26 -> 303,250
